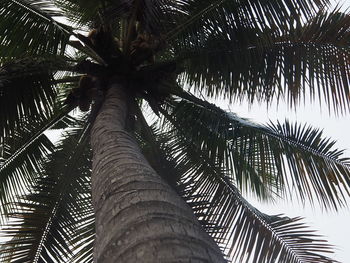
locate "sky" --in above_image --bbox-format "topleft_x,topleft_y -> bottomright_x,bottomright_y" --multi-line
217,99 -> 350,262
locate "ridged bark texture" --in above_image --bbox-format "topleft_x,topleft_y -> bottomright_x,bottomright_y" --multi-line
91,83 -> 226,263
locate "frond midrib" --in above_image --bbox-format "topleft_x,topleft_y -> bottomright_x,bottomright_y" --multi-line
9,0 -> 71,35
177,91 -> 350,171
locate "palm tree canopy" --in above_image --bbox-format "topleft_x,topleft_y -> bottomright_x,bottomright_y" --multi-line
0,0 -> 350,262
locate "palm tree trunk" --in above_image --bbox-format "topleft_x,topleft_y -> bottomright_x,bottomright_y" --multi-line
91,83 -> 226,263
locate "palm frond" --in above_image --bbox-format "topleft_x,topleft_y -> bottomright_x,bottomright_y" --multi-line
67,213 -> 94,263
185,168 -> 337,262
0,56 -> 71,139
167,0 -> 330,41
54,0 -> 171,33
134,103 -> 182,189
0,0 -> 72,56
0,124 -> 93,263
132,0 -> 181,35
0,109 -> 74,223
0,127 -> 53,226
160,94 -> 350,210
174,9 -> 350,112
54,0 -> 112,27
54,0 -> 98,26
160,100 -> 276,201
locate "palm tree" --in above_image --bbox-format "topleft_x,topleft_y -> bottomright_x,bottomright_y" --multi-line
0,0 -> 350,262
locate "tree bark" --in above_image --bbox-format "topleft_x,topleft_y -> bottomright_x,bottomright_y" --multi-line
91,83 -> 226,263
